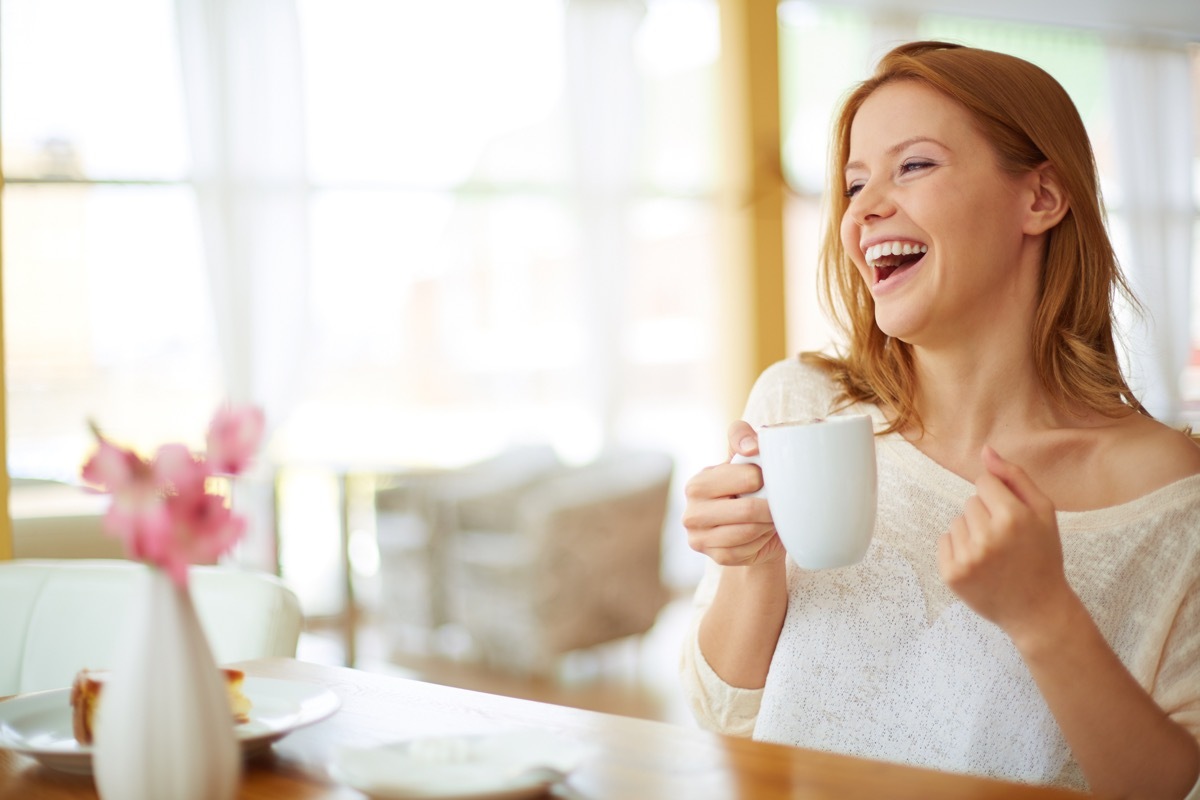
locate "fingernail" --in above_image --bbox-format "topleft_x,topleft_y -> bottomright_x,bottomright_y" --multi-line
739,436 -> 756,452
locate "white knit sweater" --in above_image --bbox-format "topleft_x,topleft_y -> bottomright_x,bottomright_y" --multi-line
680,357 -> 1200,791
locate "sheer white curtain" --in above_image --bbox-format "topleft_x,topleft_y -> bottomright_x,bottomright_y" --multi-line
564,0 -> 646,443
1106,38 -> 1195,423
866,8 -> 917,62
174,0 -> 312,568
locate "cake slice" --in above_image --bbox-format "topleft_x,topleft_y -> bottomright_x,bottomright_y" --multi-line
70,667 -> 252,744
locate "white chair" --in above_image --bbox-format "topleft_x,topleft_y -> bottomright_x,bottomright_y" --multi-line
0,559 -> 304,694
373,444 -> 563,644
444,449 -> 675,675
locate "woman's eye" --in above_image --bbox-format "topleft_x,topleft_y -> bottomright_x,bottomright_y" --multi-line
844,183 -> 864,198
900,160 -> 934,175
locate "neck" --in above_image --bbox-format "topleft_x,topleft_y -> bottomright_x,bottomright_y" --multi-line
898,245 -> 1058,453
904,336 -> 1064,462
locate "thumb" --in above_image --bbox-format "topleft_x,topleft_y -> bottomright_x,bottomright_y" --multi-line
981,445 -> 1042,507
727,420 -> 759,460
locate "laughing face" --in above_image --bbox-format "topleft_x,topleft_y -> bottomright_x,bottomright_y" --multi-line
839,80 -> 1043,349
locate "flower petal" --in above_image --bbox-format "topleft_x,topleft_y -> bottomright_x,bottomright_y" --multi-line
154,443 -> 210,498
206,405 -> 265,475
81,439 -> 147,493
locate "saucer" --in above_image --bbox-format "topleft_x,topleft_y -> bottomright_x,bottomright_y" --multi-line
329,730 -> 590,800
0,677 -> 340,775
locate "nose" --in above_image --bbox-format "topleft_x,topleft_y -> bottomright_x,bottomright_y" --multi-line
847,178 -> 894,225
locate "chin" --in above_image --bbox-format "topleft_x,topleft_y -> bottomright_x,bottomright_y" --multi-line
873,312 -> 920,342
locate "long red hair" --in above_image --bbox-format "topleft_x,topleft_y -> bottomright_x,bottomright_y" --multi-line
806,40 -> 1145,432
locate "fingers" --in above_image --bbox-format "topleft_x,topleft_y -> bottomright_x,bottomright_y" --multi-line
957,495 -> 991,555
681,490 -> 771,535
939,449 -> 1067,633
727,420 -> 759,460
936,529 -> 955,577
940,448 -> 1062,581
681,421 -> 781,567
979,445 -> 1054,516
685,460 -> 764,501
692,525 -> 780,566
682,490 -> 777,566
686,518 -> 774,549
950,475 -> 1023,569
937,515 -> 971,581
683,452 -> 776,565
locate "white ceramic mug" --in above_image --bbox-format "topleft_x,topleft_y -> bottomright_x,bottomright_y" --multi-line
733,414 -> 877,569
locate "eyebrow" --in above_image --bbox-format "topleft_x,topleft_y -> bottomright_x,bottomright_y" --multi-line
844,136 -> 948,176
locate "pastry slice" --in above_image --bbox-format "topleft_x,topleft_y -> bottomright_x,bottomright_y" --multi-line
70,667 -> 252,744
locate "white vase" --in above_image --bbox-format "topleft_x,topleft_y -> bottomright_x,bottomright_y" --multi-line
93,566 -> 241,800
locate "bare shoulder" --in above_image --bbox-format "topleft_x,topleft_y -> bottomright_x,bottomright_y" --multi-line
1037,412 -> 1200,509
1103,414 -> 1200,494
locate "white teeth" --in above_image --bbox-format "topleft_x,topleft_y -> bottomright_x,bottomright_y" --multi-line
865,241 -> 927,268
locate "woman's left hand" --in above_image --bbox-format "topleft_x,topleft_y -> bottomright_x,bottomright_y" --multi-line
942,447 -> 1200,799
938,445 -> 1076,649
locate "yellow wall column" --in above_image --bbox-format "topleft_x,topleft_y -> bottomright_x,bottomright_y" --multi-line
0,166 -> 10,561
716,0 -> 788,421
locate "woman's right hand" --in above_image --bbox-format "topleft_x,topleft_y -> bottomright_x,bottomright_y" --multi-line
682,420 -> 786,567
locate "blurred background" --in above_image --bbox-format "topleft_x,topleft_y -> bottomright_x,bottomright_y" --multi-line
2,0 -> 1198,724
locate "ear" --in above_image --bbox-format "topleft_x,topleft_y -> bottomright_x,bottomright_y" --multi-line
1021,162 -> 1069,236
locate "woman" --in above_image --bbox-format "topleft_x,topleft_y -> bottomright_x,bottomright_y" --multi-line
680,41 -> 1200,798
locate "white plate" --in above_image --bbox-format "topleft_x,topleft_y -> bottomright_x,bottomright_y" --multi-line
329,731 -> 591,800
0,676 -> 341,775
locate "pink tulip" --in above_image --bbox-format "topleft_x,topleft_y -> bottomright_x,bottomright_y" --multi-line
81,404 -> 264,589
206,405 -> 265,475
81,437 -> 151,495
150,493 -> 247,586
104,501 -> 173,561
154,443 -> 212,499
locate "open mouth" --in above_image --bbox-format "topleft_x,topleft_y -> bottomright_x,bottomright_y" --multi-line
865,240 -> 927,284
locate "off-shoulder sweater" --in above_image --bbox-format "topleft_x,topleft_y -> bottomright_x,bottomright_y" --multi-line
680,357 -> 1200,791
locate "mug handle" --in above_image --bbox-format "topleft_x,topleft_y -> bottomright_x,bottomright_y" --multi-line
730,453 -> 766,499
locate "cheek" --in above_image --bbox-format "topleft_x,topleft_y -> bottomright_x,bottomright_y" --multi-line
840,214 -> 868,279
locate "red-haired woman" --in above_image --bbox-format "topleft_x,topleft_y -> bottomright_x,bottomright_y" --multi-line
681,41 -> 1200,799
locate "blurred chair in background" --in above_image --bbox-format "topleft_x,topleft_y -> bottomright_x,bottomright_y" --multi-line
0,559 -> 303,694
375,447 -> 674,676
373,444 -> 563,651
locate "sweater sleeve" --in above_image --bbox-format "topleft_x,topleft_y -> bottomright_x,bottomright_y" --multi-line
678,357 -> 844,734
1162,584 -> 1200,800
1157,580 -> 1200,739
678,560 -> 763,736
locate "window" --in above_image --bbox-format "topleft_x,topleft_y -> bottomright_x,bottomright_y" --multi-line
2,0 -> 724,602
2,0 -> 220,476
777,2 -> 1200,423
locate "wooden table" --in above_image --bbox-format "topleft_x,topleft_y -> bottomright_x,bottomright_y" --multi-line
1,657 -> 1093,799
